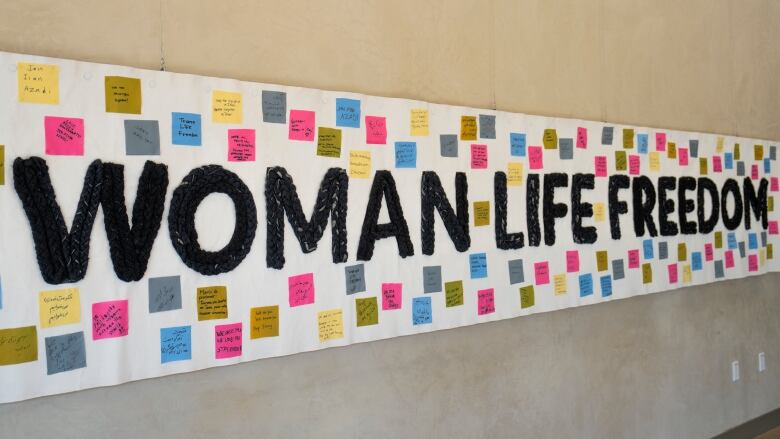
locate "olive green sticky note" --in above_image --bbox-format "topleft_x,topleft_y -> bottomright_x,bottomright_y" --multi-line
714,231 -> 723,249
317,127 -> 342,158
520,285 -> 535,309
596,250 -> 609,272
678,243 -> 687,261
473,201 -> 490,226
460,116 -> 477,141
642,263 -> 653,284
699,157 -> 708,175
615,151 -> 627,171
250,305 -> 279,339
768,243 -> 774,260
0,326 -> 38,366
543,129 -> 558,149
623,128 -> 634,149
734,143 -> 740,160
197,286 -> 228,321
355,297 -> 378,327
769,196 -> 774,212
105,76 -> 142,114
445,280 -> 464,307
667,142 -> 677,159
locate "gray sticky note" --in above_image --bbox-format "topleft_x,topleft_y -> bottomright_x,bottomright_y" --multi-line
124,120 -> 160,155
344,264 -> 366,295
423,266 -> 442,293
148,275 -> 182,313
440,134 -> 458,157
559,138 -> 574,160
770,146 -> 776,161
612,259 -> 625,280
658,242 -> 668,260
761,231 -> 767,247
45,332 -> 86,375
736,161 -> 745,176
479,114 -> 496,139
714,260 -> 725,279
689,139 -> 699,158
262,90 -> 287,124
739,242 -> 746,258
508,259 -> 524,285
601,126 -> 614,145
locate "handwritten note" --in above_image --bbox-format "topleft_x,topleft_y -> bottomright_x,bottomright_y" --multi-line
44,116 -> 84,155
440,134 -> 458,157
649,152 -> 661,171
510,133 -> 526,156
215,322 -> 242,359
92,300 -> 129,340
579,274 -> 593,297
262,90 -> 287,123
445,280 -> 464,307
596,250 -> 609,272
577,127 -> 587,149
0,326 -> 37,366
460,116 -> 477,140
600,275 -> 613,297
477,288 -> 495,315
289,273 -> 315,307
395,141 -> 417,168
713,155 -> 723,173
423,266 -> 442,293
412,297 -> 432,325
725,250 -> 735,268
39,288 -> 80,328
637,134 -> 649,154
18,62 -> 59,104
677,243 -> 687,261
667,142 -> 677,159
748,254 -> 759,272
382,283 -> 402,310
124,120 -> 161,155
520,285 -> 535,308
45,332 -> 86,374
643,239 -> 654,259
593,203 -> 606,222
667,263 -> 678,283
566,250 -> 580,272
227,128 -> 256,161
250,306 -> 279,339
755,144 -> 764,161
212,90 -> 242,123
317,127 -> 342,158
528,146 -> 543,170
642,263 -> 653,284
553,274 -> 567,295
595,156 -> 607,177
699,157 -> 708,175
106,76 -> 142,114
335,98 -> 360,128
655,132 -> 666,151
602,127 -> 614,145
470,253 -> 488,279
366,116 -> 387,144
171,112 -> 202,146
0,145 -> 4,186
317,309 -> 344,342
615,151 -> 627,171
623,128 -> 634,149
508,259 -> 525,285
356,297 -> 379,326
471,144 -> 488,169
507,162 -> 523,186
344,264 -> 366,295
349,150 -> 371,178
534,261 -> 550,285
410,109 -> 429,136
678,147 -> 689,166
543,128 -> 558,149
197,286 -> 228,320
479,114 -> 496,139
628,249 -> 640,269
160,326 -> 191,363
473,201 -> 490,226
289,109 -> 315,141
559,138 -> 574,160
629,154 -> 640,175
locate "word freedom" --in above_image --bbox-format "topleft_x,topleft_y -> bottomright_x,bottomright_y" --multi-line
12,157 -> 768,285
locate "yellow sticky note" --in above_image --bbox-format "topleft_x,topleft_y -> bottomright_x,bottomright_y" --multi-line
649,152 -> 661,171
596,251 -> 608,272
615,151 -> 627,171
667,142 -> 677,159
682,265 -> 692,283
316,127 -> 342,158
460,116 -> 477,141
0,145 -> 4,186
734,143 -> 741,160
349,150 -> 371,178
593,203 -> 606,222
105,76 -> 141,114
18,62 -> 59,104
678,243 -> 687,261
317,309 -> 344,342
473,201 -> 490,226
623,128 -> 635,149
716,136 -> 724,153
250,305 -> 279,339
0,326 -> 38,366
699,157 -> 708,175
553,274 -> 567,295
642,263 -> 653,284
507,162 -> 523,186
714,231 -> 723,249
410,109 -> 429,136
755,144 -> 764,161
197,286 -> 228,321
543,129 -> 558,149
39,288 -> 80,328
212,90 -> 242,124
520,285 -> 535,309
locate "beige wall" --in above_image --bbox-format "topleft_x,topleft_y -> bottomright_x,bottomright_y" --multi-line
0,0 -> 778,437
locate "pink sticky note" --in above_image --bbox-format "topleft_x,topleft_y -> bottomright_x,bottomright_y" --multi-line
629,154 -> 640,175
667,263 -> 678,283
227,128 -> 255,161
288,273 -> 315,307
628,249 -> 640,269
215,322 -> 242,359
365,116 -> 387,144
751,164 -> 759,180
576,127 -> 588,149
470,144 -> 488,169
705,243 -> 714,261
712,155 -> 722,173
725,250 -> 735,268
534,261 -> 550,285
381,283 -> 402,310
92,299 -> 129,340
769,220 -> 779,235
748,254 -> 759,272
44,116 -> 84,156
528,146 -> 543,170
771,177 -> 779,192
566,250 -> 580,272
288,109 -> 315,141
655,132 -> 666,151
477,288 -> 495,315
678,148 -> 689,166
594,155 -> 607,177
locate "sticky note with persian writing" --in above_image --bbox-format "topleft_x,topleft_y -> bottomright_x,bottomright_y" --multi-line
250,305 -> 279,339
288,273 -> 315,307
317,127 -> 342,158
227,128 -> 256,162
460,116 -> 477,140
507,162 -> 523,186
92,299 -> 129,340
0,326 -> 38,366
44,116 -> 84,156
410,108 -> 429,136
318,309 -> 344,342
349,150 -> 371,178
45,332 -> 86,374
39,288 -> 80,328
215,322 -> 242,359
212,90 -> 242,123
160,326 -> 191,363
197,286 -> 228,320
105,76 -> 141,114
356,297 -> 378,327
473,201 -> 490,226
18,62 -> 59,104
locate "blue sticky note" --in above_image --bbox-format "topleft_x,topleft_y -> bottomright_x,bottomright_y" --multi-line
412,297 -> 432,325
637,134 -> 648,154
749,233 -> 758,250
764,158 -> 771,174
510,133 -> 526,157
600,275 -> 612,297
395,142 -> 417,168
161,326 -> 192,364
336,98 -> 361,128
728,232 -> 738,249
691,252 -> 703,271
171,112 -> 202,146
579,273 -> 593,297
724,152 -> 733,169
643,239 -> 654,260
469,253 -> 488,279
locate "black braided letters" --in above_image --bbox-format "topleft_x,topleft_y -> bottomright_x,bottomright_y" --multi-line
493,172 -> 523,249
357,170 -> 414,261
421,171 -> 470,255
